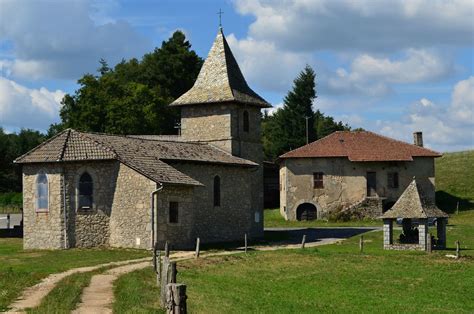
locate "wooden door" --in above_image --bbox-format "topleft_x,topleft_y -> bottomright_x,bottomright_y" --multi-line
367,172 -> 377,196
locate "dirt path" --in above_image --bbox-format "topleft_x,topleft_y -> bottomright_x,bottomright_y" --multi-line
72,261 -> 151,314
6,257 -> 150,313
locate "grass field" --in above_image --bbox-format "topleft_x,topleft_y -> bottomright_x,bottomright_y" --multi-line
113,210 -> 473,313
435,150 -> 474,212
0,240 -> 148,312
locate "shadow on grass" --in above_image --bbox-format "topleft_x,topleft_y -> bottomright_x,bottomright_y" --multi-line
198,227 -> 376,251
436,191 -> 474,213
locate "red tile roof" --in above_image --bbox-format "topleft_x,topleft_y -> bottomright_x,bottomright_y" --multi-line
279,131 -> 441,161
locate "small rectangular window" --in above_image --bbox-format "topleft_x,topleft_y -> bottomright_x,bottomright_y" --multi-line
313,172 -> 324,189
169,202 -> 179,224
388,172 -> 399,189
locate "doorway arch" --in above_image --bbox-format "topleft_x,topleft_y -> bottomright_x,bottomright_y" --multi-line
296,203 -> 317,221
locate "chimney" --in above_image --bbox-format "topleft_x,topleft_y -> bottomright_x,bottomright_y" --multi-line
413,132 -> 423,147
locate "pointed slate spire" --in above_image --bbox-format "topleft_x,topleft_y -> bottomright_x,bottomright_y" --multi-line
170,28 -> 270,108
381,179 -> 448,219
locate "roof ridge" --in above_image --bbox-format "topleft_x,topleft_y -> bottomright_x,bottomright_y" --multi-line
14,128 -> 71,164
74,130 -> 119,158
58,129 -> 71,161
364,130 -> 441,155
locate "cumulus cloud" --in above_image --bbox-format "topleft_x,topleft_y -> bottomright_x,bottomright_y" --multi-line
0,77 -> 64,130
327,49 -> 453,95
0,0 -> 151,80
376,77 -> 474,152
226,34 -> 310,92
234,0 -> 474,52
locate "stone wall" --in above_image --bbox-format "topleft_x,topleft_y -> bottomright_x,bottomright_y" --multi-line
23,164 -> 65,249
168,162 -> 257,246
109,163 -> 157,249
280,157 -> 436,220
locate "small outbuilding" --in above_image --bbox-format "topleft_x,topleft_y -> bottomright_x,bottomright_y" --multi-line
381,178 -> 448,251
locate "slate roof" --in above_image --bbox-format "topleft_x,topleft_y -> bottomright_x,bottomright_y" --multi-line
279,131 -> 441,161
15,129 -> 257,186
381,179 -> 448,219
170,28 -> 270,108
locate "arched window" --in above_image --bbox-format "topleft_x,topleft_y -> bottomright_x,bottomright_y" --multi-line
36,172 -> 48,212
78,172 -> 93,211
243,110 -> 249,133
213,175 -> 220,207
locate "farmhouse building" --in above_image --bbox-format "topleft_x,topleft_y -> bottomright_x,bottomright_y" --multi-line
15,27 -> 270,250
279,131 -> 441,220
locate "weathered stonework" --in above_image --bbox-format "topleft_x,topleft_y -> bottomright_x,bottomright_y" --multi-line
280,157 -> 436,220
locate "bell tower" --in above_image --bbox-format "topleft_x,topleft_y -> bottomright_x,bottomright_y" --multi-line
170,27 -> 271,237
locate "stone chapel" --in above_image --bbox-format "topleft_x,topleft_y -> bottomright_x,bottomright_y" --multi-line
15,27 -> 271,250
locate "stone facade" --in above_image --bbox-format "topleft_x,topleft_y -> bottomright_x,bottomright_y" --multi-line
280,157 -> 436,220
181,103 -> 264,238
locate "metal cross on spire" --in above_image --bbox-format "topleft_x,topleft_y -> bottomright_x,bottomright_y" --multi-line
217,8 -> 224,27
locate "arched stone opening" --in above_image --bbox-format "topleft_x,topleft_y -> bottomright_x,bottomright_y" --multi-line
296,203 -> 317,221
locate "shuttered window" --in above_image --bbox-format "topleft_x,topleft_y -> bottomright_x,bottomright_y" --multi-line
313,172 -> 324,189
169,202 -> 179,223
388,172 -> 399,189
214,175 -> 221,207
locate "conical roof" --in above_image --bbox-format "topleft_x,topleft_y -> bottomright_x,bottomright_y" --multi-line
381,179 -> 448,219
170,28 -> 270,108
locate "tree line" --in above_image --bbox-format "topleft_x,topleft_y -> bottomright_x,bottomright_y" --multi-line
0,31 -> 350,194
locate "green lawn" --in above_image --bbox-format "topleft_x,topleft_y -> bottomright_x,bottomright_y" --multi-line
0,239 -> 148,312
264,208 -> 381,228
435,150 -> 474,212
114,210 -> 473,313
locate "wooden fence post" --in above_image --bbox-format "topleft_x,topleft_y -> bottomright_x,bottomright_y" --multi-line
359,236 -> 364,253
153,242 -> 161,285
6,214 -> 10,230
166,283 -> 187,314
456,202 -> 459,215
170,262 -> 177,284
301,234 -> 306,249
244,233 -> 248,253
426,233 -> 432,253
164,241 -> 170,258
160,256 -> 171,307
195,238 -> 200,259
456,240 -> 460,259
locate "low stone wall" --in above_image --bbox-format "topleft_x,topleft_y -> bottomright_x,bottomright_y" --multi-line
385,244 -> 424,251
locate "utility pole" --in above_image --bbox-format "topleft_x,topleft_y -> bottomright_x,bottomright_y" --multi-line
305,116 -> 311,144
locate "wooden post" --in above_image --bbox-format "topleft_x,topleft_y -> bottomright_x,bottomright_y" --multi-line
456,240 -> 460,259
6,214 -> 10,230
456,201 -> 459,215
170,262 -> 177,284
195,238 -> 200,259
160,256 -> 170,307
166,283 -> 187,314
301,234 -> 306,249
244,233 -> 248,253
165,241 -> 170,258
359,235 -> 364,253
426,233 -> 432,253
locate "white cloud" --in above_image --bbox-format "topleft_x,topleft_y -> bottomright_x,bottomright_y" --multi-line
0,0 -> 151,80
327,49 -> 453,96
0,77 -> 64,130
376,77 -> 474,152
226,34 -> 310,92
234,0 -> 474,52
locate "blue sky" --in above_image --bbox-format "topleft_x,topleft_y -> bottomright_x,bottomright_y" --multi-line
0,0 -> 473,152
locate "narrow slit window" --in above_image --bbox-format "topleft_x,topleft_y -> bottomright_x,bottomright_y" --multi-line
313,172 -> 324,189
78,172 -> 93,211
169,202 -> 179,223
36,172 -> 48,212
243,110 -> 249,133
388,172 -> 399,189
214,175 -> 221,207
